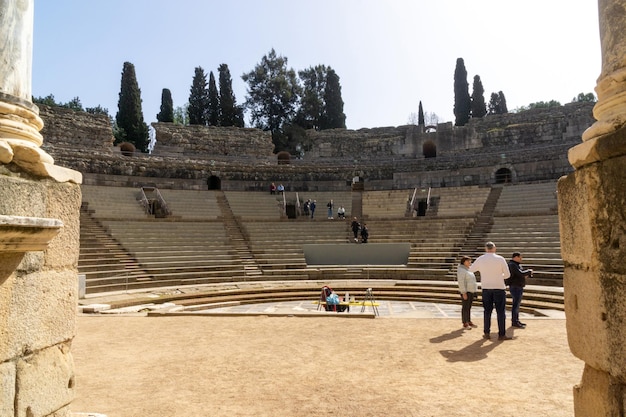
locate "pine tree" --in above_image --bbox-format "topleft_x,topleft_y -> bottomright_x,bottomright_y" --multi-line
207,71 -> 220,126
115,61 -> 149,152
418,101 -> 425,126
242,49 -> 301,151
188,66 -> 209,125
453,58 -> 471,126
471,75 -> 487,118
320,68 -> 346,130
156,88 -> 174,122
218,63 -> 243,127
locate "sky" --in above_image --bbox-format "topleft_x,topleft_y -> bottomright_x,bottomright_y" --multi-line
32,0 -> 601,130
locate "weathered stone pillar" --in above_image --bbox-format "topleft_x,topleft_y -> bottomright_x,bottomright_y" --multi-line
0,1 -> 82,416
559,0 -> 626,415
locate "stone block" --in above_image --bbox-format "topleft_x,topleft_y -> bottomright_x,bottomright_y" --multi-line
0,270 -> 76,362
42,179 -> 81,269
0,361 -> 16,416
15,343 -> 75,417
574,364 -> 626,417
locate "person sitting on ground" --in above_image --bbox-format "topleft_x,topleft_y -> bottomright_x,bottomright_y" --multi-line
337,206 -> 346,219
277,183 -> 285,194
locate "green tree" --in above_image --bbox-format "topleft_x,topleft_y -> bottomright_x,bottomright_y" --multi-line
85,105 -> 109,116
488,91 -> 508,115
65,96 -> 83,111
188,66 -> 209,125
156,88 -> 174,122
173,104 -> 189,125
296,65 -> 327,130
207,71 -> 220,126
32,94 -> 58,107
218,63 -> 244,127
242,48 -> 301,151
320,67 -> 346,130
115,61 -> 149,151
572,92 -> 596,103
453,58 -> 471,126
418,101 -> 425,126
471,75 -> 487,118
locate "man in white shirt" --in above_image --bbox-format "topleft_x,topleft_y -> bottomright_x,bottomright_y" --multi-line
470,241 -> 512,341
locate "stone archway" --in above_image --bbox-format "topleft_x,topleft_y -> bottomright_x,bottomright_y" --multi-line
207,175 -> 221,190
494,167 -> 512,184
423,141 -> 437,158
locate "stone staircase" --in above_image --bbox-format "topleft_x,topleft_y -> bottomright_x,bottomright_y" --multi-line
216,191 -> 263,279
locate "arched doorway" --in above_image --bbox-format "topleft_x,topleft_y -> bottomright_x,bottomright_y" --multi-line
423,141 -> 437,158
494,168 -> 512,184
207,175 -> 221,190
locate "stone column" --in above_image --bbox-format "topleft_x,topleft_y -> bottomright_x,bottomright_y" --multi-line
0,0 -> 80,183
558,0 -> 626,415
0,1 -> 82,416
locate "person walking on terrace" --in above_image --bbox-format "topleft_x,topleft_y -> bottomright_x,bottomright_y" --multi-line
360,223 -> 369,243
351,217 -> 360,242
507,252 -> 533,329
457,256 -> 478,330
469,242 -> 512,341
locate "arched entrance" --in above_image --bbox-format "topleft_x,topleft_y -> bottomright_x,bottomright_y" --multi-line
423,141 -> 437,158
494,168 -> 512,184
207,175 -> 221,190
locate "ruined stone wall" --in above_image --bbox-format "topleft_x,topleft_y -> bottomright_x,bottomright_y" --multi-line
38,104 -> 114,151
0,169 -> 81,417
151,123 -> 275,158
39,103 -> 593,191
303,102 -> 594,159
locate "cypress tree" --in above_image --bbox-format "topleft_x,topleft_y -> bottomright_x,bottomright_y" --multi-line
453,58 -> 471,126
498,91 -> 508,114
115,61 -> 149,152
418,101 -> 425,126
218,63 -> 243,127
320,68 -> 346,130
207,71 -> 220,126
188,66 -> 209,125
156,88 -> 174,122
297,65 -> 327,130
471,75 -> 487,118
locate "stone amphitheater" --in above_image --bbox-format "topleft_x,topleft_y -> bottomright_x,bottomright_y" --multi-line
36,102 -> 592,316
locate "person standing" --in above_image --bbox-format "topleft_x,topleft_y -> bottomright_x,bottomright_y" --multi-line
327,199 -> 334,219
507,252 -> 533,328
457,256 -> 478,330
351,217 -> 360,242
360,223 -> 369,243
310,200 -> 316,219
469,241 -> 512,341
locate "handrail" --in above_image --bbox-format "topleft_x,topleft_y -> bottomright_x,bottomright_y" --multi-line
153,188 -> 172,216
138,188 -> 152,214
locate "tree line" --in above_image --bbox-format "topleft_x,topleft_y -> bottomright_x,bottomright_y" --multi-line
33,53 -> 595,153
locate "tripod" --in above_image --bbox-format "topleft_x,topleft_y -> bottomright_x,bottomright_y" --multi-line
361,288 -> 379,316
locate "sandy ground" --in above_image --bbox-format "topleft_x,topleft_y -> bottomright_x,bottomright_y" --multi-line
69,314 -> 582,417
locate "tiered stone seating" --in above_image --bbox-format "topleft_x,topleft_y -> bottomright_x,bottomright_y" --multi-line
429,186 -> 491,217
81,185 -> 148,219
363,218 -> 473,278
493,181 -> 558,215
224,191 -> 283,219
362,190 -> 411,219
482,214 -> 563,284
158,189 -> 220,220
242,220 -> 349,276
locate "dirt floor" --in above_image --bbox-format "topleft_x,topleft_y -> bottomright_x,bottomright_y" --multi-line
69,314 -> 582,417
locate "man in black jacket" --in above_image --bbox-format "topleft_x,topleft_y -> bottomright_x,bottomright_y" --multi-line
507,252 -> 533,328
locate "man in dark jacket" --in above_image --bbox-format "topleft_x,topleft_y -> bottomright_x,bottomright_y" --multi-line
507,252 -> 533,328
